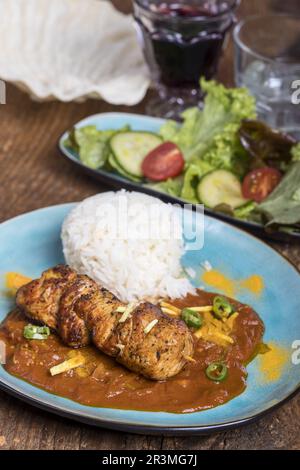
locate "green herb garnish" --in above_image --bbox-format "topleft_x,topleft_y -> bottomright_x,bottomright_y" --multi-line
206,362 -> 228,382
23,324 -> 50,340
181,308 -> 203,329
212,296 -> 234,320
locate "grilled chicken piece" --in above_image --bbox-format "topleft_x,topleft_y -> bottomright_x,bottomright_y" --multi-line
58,275 -> 98,347
16,265 -> 194,380
16,265 -> 77,330
107,302 -> 193,379
75,287 -> 124,353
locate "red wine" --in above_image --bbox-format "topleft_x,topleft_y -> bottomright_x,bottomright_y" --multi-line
136,2 -> 234,89
153,3 -> 221,17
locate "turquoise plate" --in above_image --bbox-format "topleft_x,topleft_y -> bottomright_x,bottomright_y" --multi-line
0,204 -> 299,435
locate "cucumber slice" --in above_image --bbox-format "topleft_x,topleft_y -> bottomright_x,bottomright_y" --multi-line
108,153 -> 142,183
110,132 -> 162,178
197,170 -> 247,209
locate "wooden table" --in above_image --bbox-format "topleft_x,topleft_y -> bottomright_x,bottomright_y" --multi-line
0,0 -> 299,451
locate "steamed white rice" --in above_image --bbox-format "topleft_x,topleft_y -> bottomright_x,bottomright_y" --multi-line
61,190 -> 195,302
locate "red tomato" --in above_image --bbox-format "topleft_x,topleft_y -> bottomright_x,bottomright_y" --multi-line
142,142 -> 185,182
242,167 -> 282,203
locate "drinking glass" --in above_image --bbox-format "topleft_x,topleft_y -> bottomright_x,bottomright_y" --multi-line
133,0 -> 238,118
234,14 -> 300,138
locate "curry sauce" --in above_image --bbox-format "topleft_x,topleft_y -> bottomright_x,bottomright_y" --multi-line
0,290 -> 264,413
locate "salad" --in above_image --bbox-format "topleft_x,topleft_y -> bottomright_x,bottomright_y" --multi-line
65,79 -> 300,234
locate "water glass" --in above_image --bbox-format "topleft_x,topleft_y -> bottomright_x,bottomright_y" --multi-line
234,14 -> 300,138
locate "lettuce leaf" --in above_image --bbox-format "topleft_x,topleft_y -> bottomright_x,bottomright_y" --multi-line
151,161 -> 214,203
234,201 -> 257,220
158,79 -> 257,205
160,78 -> 256,174
239,120 -> 298,171
147,176 -> 183,198
292,143 -> 300,162
258,162 -> 300,227
66,125 -> 130,170
181,161 -> 214,202
159,120 -> 179,142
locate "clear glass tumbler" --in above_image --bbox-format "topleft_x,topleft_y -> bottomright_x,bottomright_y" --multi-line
234,14 -> 300,138
133,0 -> 238,119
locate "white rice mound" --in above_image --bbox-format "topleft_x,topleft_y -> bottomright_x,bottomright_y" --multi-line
61,190 -> 195,303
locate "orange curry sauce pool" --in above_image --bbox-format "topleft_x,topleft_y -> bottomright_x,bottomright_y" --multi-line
0,290 -> 264,413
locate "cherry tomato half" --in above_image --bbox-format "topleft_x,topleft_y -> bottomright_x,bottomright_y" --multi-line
142,142 -> 185,182
242,167 -> 282,203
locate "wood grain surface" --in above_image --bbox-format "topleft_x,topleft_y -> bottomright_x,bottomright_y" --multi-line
0,0 -> 299,450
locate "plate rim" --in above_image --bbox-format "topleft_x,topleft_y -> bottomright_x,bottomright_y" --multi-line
58,112 -> 300,243
0,376 -> 299,435
0,203 -> 299,435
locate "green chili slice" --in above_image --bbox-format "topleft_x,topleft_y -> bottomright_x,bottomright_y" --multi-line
181,308 -> 203,329
23,324 -> 50,340
212,296 -> 234,319
206,362 -> 228,382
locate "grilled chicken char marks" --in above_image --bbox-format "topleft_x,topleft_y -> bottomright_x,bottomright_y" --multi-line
75,287 -> 124,352
58,275 -> 99,348
16,265 -> 194,380
109,302 -> 194,380
16,265 -> 77,330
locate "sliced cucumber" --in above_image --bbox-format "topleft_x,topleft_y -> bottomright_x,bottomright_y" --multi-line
108,153 -> 142,183
110,132 -> 162,178
197,170 -> 247,209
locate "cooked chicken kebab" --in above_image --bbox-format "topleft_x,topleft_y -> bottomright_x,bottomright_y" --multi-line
16,265 -> 194,380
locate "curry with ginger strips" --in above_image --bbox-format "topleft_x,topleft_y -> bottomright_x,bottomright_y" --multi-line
0,290 -> 264,413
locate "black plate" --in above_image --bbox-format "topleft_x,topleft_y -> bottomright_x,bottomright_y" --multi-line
58,113 -> 300,244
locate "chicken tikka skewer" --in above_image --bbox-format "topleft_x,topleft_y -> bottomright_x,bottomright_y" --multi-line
16,265 -> 194,380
